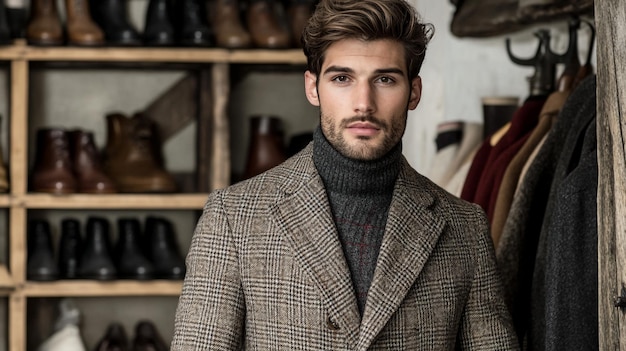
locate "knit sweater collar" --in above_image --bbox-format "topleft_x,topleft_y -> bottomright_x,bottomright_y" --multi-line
312,126 -> 402,196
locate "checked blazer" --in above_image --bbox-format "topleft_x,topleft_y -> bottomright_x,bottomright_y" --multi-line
171,144 -> 518,350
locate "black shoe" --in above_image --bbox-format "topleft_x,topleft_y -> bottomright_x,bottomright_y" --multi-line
170,0 -> 213,47
145,216 -> 186,279
89,0 -> 141,46
78,217 -> 117,280
0,0 -> 17,43
95,322 -> 130,351
114,218 -> 155,280
58,218 -> 83,279
133,320 -> 169,351
27,219 -> 59,281
143,0 -> 175,46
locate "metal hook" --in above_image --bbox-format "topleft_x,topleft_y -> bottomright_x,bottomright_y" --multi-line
505,29 -> 558,95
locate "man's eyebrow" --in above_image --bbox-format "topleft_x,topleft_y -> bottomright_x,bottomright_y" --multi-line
322,65 -> 353,76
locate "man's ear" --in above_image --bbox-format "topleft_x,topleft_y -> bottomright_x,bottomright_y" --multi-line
304,70 -> 320,106
408,76 -> 422,110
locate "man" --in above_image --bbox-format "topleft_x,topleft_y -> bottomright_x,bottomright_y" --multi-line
171,0 -> 519,349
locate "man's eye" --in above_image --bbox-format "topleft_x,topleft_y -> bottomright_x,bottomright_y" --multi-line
379,76 -> 395,84
332,75 -> 348,82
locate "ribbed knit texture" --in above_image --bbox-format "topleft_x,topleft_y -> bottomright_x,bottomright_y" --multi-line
312,126 -> 401,316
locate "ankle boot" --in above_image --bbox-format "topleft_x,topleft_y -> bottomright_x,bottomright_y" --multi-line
171,0 -> 213,47
210,0 -> 251,48
64,0 -> 104,46
0,0 -> 11,45
27,219 -> 59,281
287,0 -> 313,48
144,216 -> 185,279
31,128 -> 77,194
114,218 -> 154,280
243,115 -> 286,179
133,320 -> 168,351
89,0 -> 141,46
103,112 -> 178,193
78,217 -> 116,280
26,0 -> 63,45
246,0 -> 290,48
94,322 -> 129,351
58,218 -> 83,279
69,129 -> 117,194
143,0 -> 175,46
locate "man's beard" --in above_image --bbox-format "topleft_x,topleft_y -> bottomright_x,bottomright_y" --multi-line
320,112 -> 406,161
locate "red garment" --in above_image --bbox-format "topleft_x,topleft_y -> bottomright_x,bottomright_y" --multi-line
473,96 -> 546,220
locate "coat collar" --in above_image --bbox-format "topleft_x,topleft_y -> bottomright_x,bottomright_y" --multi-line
269,146 -> 445,349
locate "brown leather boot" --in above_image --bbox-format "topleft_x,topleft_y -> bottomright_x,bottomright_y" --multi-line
103,112 -> 178,193
26,0 -> 63,45
211,0 -> 252,48
243,115 -> 286,179
31,128 -> 77,194
287,0 -> 313,48
69,129 -> 117,194
64,0 -> 104,46
246,0 -> 290,49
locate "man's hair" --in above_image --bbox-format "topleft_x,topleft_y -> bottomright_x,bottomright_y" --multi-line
302,0 -> 434,79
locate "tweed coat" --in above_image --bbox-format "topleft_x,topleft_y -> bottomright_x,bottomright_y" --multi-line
171,144 -> 519,350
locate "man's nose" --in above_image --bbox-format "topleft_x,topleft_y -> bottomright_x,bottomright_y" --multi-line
353,82 -> 376,114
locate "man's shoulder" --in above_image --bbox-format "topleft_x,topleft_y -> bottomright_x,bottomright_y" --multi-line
219,145 -> 316,198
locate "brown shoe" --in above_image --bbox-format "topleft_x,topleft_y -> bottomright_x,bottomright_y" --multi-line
243,115 -> 286,179
69,129 -> 117,194
31,128 -> 77,194
104,112 -> 178,193
246,0 -> 290,49
26,0 -> 63,45
64,0 -> 104,46
287,1 -> 313,48
211,0 -> 252,48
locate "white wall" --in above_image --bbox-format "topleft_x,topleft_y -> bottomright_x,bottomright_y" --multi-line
404,0 -> 595,173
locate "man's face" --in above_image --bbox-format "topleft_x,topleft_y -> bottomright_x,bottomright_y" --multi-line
304,38 -> 422,161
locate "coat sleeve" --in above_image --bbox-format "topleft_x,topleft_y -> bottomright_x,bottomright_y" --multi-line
171,190 -> 245,350
456,205 -> 520,350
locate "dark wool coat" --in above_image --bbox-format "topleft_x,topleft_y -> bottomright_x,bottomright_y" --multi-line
171,144 -> 519,350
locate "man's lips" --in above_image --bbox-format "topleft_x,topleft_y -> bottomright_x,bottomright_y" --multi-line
346,122 -> 381,136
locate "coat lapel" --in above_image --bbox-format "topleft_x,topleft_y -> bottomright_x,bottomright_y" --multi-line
357,165 -> 446,348
269,173 -> 361,347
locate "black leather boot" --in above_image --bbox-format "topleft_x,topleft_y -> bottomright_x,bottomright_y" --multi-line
133,320 -> 168,351
27,219 -> 59,281
89,0 -> 141,46
114,218 -> 155,280
57,218 -> 83,279
94,322 -> 130,351
5,1 -> 27,39
0,0 -> 12,45
144,216 -> 185,279
78,216 -> 117,280
170,0 -> 213,47
143,0 -> 174,46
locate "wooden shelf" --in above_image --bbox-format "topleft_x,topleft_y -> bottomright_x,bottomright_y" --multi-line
0,194 -> 10,207
21,280 -> 182,297
16,193 -> 209,209
0,40 -> 307,65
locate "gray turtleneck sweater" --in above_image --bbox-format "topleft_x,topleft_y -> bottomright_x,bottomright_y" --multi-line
312,127 -> 401,316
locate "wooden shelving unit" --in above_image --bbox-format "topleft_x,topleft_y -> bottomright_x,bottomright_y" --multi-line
0,39 -> 306,350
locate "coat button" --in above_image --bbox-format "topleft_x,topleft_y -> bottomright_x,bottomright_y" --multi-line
326,317 -> 340,330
